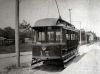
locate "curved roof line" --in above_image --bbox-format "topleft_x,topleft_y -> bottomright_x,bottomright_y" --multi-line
34,18 -> 74,27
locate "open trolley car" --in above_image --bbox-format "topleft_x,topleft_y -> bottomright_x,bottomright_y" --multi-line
31,18 -> 79,67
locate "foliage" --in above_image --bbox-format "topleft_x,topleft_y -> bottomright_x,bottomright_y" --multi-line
0,20 -> 32,41
0,28 -> 5,37
0,27 -> 15,39
19,20 -> 32,43
3,27 -> 15,39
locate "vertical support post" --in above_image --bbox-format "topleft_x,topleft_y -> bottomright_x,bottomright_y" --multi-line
15,0 -> 20,67
32,30 -> 34,43
34,31 -> 37,42
61,28 -> 63,43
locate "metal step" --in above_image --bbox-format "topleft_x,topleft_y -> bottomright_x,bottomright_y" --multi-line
63,54 -> 76,64
31,59 -> 42,66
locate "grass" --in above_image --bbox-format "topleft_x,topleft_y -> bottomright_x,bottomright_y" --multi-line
5,63 -> 29,70
0,43 -> 32,54
4,63 -> 30,74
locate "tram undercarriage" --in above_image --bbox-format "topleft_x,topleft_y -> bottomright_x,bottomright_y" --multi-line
31,48 -> 78,68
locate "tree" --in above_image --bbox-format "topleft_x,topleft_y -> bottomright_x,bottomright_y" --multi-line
0,28 -> 5,37
3,27 -> 15,39
19,20 -> 32,43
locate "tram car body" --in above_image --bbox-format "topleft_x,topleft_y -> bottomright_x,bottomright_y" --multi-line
31,18 -> 79,65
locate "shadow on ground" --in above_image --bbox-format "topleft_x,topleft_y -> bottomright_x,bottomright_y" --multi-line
33,64 -> 64,72
64,53 -> 86,68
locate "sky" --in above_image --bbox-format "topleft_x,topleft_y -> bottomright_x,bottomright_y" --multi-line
0,0 -> 100,36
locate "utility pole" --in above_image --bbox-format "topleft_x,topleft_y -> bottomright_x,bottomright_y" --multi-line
79,22 -> 82,45
68,9 -> 72,23
15,0 -> 20,67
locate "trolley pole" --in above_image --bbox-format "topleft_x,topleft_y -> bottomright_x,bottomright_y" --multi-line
68,9 -> 72,23
15,0 -> 20,67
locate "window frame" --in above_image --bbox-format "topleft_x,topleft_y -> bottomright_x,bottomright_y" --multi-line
37,31 -> 46,42
56,31 -> 62,42
47,31 -> 55,41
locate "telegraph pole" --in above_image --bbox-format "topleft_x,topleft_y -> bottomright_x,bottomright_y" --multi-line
79,22 -> 82,45
68,9 -> 72,23
15,0 -> 20,67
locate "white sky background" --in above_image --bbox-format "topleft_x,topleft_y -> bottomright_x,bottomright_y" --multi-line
0,0 -> 100,36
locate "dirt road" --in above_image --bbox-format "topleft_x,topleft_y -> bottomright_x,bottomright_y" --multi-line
0,42 -> 100,74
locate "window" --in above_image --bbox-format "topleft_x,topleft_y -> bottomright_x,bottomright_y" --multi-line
66,34 -> 70,40
75,35 -> 78,40
56,32 -> 62,41
38,32 -> 45,41
71,34 -> 75,40
48,32 -> 54,41
38,32 -> 42,41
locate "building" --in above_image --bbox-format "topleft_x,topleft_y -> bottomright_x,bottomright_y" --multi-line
86,31 -> 97,43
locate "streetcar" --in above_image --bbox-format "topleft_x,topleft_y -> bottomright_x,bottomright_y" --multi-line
31,17 -> 79,67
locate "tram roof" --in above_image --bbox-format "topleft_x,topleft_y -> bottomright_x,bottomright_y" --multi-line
32,18 -> 79,32
63,27 -> 79,32
33,18 -> 73,27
